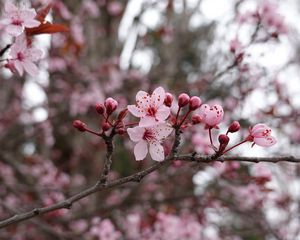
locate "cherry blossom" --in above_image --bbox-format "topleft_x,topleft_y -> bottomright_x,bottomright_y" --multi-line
128,87 -> 171,127
127,123 -> 173,161
8,34 -> 43,76
198,104 -> 224,128
248,123 -> 276,147
0,2 -> 40,36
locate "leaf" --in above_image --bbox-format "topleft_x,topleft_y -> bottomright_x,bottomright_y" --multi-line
35,4 -> 52,23
26,22 -> 69,36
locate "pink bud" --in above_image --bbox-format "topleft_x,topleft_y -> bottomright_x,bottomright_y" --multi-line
189,96 -> 202,111
164,92 -> 173,107
218,134 -> 230,153
178,93 -> 190,107
192,114 -> 202,124
228,121 -> 240,133
102,122 -> 111,131
95,103 -> 105,115
218,134 -> 230,145
105,97 -> 118,115
73,120 -> 86,132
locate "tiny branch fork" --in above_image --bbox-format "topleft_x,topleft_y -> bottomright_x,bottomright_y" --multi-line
99,130 -> 115,185
0,153 -> 299,229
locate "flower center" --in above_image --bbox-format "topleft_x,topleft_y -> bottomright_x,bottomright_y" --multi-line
147,106 -> 157,117
262,129 -> 271,137
17,52 -> 25,61
12,17 -> 23,26
143,129 -> 155,141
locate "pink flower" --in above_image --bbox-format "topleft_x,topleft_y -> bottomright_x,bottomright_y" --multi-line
8,34 -> 43,76
198,104 -> 224,127
249,123 -> 276,147
0,2 -> 40,36
127,124 -> 173,161
128,87 -> 171,127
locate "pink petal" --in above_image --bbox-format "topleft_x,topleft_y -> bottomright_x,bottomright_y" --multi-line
127,105 -> 146,118
153,124 -> 173,141
14,61 -> 24,76
156,105 -> 170,122
149,142 -> 164,161
139,116 -> 158,127
6,25 -> 23,36
127,126 -> 145,142
151,86 -> 165,107
0,18 -> 11,25
198,104 -> 210,118
22,61 -> 39,76
4,2 -> 18,12
135,90 -> 150,109
134,140 -> 148,161
254,136 -> 276,147
20,9 -> 37,20
251,124 -> 270,137
26,48 -> 43,61
23,19 -> 40,28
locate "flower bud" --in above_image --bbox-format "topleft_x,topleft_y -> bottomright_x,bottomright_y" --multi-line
178,93 -> 190,107
116,128 -> 125,135
189,96 -> 202,111
218,134 -> 230,153
73,120 -> 86,132
192,114 -> 202,124
218,134 -> 230,145
227,121 -> 240,133
95,103 -> 105,115
117,109 -> 128,121
105,98 -> 118,115
164,92 -> 173,107
102,122 -> 111,131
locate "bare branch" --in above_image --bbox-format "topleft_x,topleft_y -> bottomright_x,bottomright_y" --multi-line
0,153 -> 299,229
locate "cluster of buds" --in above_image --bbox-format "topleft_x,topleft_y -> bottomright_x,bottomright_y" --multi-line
73,97 -> 127,137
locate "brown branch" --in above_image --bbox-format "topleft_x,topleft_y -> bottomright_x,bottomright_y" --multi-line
0,153 -> 299,229
99,131 -> 115,185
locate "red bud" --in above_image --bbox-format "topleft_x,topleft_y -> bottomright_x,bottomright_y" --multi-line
228,121 -> 240,133
95,103 -> 105,115
189,96 -> 202,111
164,92 -> 173,107
73,120 -> 86,132
178,93 -> 190,107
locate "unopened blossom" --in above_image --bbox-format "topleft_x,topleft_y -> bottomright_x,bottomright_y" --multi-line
198,104 -> 224,127
0,2 -> 40,36
128,87 -> 171,127
127,123 -> 173,161
248,123 -> 276,147
8,34 -> 43,76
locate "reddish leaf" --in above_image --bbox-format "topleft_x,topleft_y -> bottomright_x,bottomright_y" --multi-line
36,4 -> 52,23
26,22 -> 69,36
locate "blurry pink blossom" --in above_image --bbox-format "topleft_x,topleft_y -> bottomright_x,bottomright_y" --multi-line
8,34 -> 43,76
0,2 -> 40,36
127,123 -> 173,161
198,104 -> 224,127
249,123 -> 276,147
128,87 -> 171,127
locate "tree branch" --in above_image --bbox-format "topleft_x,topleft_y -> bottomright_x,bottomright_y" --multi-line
0,154 -> 299,229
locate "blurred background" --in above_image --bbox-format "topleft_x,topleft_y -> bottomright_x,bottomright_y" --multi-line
0,0 -> 300,239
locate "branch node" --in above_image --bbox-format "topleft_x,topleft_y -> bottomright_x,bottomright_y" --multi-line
33,208 -> 40,215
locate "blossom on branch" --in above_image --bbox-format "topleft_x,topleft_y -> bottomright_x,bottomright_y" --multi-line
8,34 -> 43,76
127,123 -> 173,161
0,2 -> 40,36
128,87 -> 171,127
248,123 -> 276,147
198,104 -> 224,128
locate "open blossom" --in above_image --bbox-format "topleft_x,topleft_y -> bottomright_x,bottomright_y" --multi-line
198,104 -> 224,127
8,34 -> 43,76
248,123 -> 276,147
0,2 -> 40,36
127,123 -> 173,161
128,87 -> 171,127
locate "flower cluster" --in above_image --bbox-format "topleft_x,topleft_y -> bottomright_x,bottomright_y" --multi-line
73,87 -> 277,162
0,2 -> 68,76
